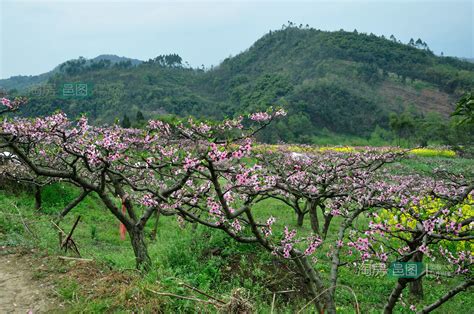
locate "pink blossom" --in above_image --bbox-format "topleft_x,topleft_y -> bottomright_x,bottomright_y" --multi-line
249,112 -> 271,122
141,194 -> 159,207
1,98 -> 12,109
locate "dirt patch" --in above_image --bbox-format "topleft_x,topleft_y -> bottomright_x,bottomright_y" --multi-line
0,247 -> 164,313
0,249 -> 61,313
379,81 -> 455,116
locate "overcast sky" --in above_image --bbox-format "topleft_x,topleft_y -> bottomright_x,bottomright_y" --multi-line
0,0 -> 472,79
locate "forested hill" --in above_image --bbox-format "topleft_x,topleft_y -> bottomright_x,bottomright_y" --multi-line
0,55 -> 143,91
3,26 -> 473,144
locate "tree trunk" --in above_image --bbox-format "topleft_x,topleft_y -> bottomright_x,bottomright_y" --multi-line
384,278 -> 409,314
308,201 -> 320,234
150,208 -> 161,241
296,211 -> 305,227
409,251 -> 424,300
295,255 -> 336,314
129,226 -> 152,271
34,185 -> 42,210
97,192 -> 151,271
57,190 -> 89,221
322,214 -> 333,239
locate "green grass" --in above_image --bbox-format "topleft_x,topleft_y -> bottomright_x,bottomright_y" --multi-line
1,156 -> 473,313
390,155 -> 474,176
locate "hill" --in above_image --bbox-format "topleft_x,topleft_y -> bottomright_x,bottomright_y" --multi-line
2,26 -> 473,144
0,71 -> 56,92
0,55 -> 143,91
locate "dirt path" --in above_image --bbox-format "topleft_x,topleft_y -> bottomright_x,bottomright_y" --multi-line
0,252 -> 59,313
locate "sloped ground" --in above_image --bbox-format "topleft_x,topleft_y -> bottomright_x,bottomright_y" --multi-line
0,250 -> 59,313
380,81 -> 455,116
0,247 -> 163,313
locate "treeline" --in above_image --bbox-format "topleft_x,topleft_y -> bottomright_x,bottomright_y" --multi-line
58,57 -> 137,76
143,54 -> 184,67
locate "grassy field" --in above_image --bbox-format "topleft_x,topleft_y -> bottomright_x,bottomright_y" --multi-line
0,154 -> 473,313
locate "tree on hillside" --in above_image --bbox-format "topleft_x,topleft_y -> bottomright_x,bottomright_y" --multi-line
452,92 -> 474,125
59,56 -> 87,75
146,54 -> 183,67
357,63 -> 382,84
389,111 -> 416,146
136,110 -> 145,122
121,114 -> 131,128
115,60 -> 132,69
416,112 -> 446,146
415,38 -> 423,48
89,59 -> 111,71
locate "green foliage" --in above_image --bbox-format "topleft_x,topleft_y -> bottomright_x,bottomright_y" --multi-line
40,183 -> 78,214
144,54 -> 183,67
136,110 -> 144,122
121,114 -> 131,128
452,92 -> 474,125
5,27 -> 474,144
389,110 -> 416,145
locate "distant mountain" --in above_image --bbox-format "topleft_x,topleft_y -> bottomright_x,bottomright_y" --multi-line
3,27 -> 474,143
0,55 -> 143,91
0,72 -> 56,92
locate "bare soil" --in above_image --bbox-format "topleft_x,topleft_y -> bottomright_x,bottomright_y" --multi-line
379,81 -> 455,116
0,250 -> 60,313
0,247 -> 159,313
